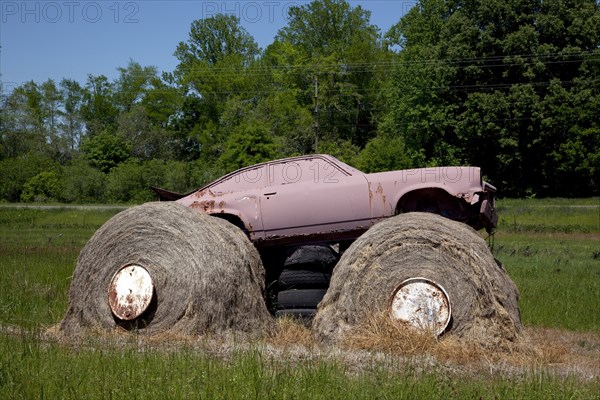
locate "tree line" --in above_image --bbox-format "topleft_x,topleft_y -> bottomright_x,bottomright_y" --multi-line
1,0 -> 598,203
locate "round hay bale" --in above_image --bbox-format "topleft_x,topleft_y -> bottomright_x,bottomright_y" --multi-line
59,202 -> 274,337
312,212 -> 521,349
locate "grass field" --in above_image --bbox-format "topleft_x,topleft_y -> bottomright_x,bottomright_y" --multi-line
0,199 -> 599,398
494,199 -> 599,332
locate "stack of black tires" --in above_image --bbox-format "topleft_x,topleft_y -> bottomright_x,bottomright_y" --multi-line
275,245 -> 339,322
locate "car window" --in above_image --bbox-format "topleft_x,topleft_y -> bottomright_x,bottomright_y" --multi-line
267,158 -> 344,186
210,166 -> 267,193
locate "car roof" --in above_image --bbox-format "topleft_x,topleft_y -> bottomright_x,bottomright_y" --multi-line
199,154 -> 362,191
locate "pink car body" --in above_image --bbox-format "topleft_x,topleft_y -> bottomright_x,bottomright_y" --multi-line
173,154 -> 497,246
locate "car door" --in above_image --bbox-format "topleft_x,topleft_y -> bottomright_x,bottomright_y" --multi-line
259,157 -> 370,238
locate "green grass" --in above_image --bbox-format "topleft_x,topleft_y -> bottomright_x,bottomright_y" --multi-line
0,207 -> 124,328
492,198 -> 600,332
0,202 -> 599,398
494,234 -> 600,331
496,197 -> 599,233
0,206 -> 125,247
0,333 -> 597,400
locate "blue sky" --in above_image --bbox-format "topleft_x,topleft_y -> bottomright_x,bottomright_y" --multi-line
1,0 -> 415,91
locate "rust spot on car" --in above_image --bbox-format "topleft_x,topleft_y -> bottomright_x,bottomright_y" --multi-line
376,183 -> 387,206
191,200 -> 216,212
194,188 -> 223,198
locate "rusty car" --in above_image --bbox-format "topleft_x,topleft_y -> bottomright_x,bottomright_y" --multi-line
156,154 -> 497,241
152,154 -> 498,319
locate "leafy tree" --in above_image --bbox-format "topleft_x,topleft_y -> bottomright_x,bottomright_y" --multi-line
80,130 -> 131,173
40,80 -> 61,138
175,14 -> 259,68
268,0 -> 385,147
81,74 -> 118,135
105,159 -> 150,203
317,139 -> 361,166
59,79 -> 85,152
106,159 -> 190,203
114,60 -> 159,113
117,105 -> 174,160
20,171 -> 63,202
172,15 -> 261,162
259,92 -> 314,156
355,136 -> 421,173
0,80 -> 71,160
219,121 -> 278,171
219,93 -> 314,157
0,81 -> 48,156
62,160 -> 107,203
380,0 -> 600,196
1,87 -> 34,159
0,154 -> 60,202
162,160 -> 192,194
141,76 -> 181,129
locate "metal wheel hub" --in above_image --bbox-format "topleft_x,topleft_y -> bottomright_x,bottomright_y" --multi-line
108,264 -> 154,321
390,277 -> 451,336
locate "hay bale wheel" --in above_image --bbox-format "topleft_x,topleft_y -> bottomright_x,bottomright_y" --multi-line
313,212 -> 522,348
60,202 -> 274,337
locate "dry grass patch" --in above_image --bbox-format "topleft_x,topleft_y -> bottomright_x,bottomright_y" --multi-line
523,327 -> 600,370
341,311 -> 438,356
340,312 -> 600,380
341,311 -> 492,363
263,317 -> 314,349
341,311 -> 535,365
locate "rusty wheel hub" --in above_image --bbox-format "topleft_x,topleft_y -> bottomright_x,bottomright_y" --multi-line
108,265 -> 154,321
390,277 -> 451,336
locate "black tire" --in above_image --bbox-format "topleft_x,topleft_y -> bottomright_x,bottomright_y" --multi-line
59,202 -> 274,337
284,245 -> 338,272
313,212 -> 521,348
278,289 -> 327,309
278,269 -> 331,290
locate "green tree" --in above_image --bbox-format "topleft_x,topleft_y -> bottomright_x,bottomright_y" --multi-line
0,154 -> 60,202
80,130 -> 131,173
62,160 -> 107,203
219,121 -> 278,171
105,159 -> 190,203
141,76 -> 181,129
59,79 -> 84,152
81,74 -> 118,135
380,0 -> 600,196
114,60 -> 159,113
117,105 -> 174,161
20,171 -> 63,202
0,81 -> 48,156
268,0 -> 385,147
172,14 -> 261,162
0,80 -> 71,160
355,136 -> 421,173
